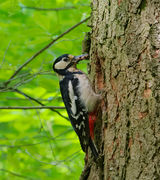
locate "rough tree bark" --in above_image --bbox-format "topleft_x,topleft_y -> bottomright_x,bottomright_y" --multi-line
81,0 -> 160,179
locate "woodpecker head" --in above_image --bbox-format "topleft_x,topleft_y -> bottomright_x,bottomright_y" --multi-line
53,54 -> 88,75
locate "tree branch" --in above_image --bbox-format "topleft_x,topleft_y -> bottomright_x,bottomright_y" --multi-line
0,40 -> 11,68
6,96 -> 61,101
4,16 -> 90,87
0,169 -> 35,180
0,129 -> 73,148
25,149 -> 81,166
21,6 -> 76,11
13,88 -> 69,120
0,106 -> 65,110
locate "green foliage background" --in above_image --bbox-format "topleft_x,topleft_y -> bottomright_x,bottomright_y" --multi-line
0,0 -> 90,179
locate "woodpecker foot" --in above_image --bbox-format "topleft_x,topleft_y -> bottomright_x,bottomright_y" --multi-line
97,88 -> 107,97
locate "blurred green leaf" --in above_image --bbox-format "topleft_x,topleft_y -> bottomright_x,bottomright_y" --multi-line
0,0 -> 90,179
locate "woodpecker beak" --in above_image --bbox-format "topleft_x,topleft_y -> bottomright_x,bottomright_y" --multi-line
73,54 -> 89,64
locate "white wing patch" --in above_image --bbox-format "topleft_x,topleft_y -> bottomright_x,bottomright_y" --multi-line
71,109 -> 86,120
82,130 -> 86,136
68,80 -> 77,115
75,121 -> 85,130
71,113 -> 80,119
74,96 -> 78,100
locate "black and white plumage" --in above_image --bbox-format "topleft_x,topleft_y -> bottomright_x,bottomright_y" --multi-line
53,54 -> 100,159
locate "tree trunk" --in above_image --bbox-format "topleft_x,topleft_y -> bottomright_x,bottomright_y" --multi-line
81,0 -> 160,179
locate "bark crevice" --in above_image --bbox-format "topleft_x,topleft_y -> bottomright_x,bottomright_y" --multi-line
80,0 -> 160,179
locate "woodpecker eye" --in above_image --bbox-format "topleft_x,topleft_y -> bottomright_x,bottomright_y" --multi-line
63,58 -> 69,62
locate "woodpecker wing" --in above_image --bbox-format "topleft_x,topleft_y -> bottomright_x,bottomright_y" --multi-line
60,74 -> 90,152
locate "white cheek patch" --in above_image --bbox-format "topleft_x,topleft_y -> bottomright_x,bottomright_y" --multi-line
54,60 -> 69,70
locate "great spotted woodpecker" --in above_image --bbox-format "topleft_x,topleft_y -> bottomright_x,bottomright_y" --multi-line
53,54 -> 100,159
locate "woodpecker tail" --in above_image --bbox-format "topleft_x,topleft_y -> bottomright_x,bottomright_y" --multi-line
89,137 -> 98,159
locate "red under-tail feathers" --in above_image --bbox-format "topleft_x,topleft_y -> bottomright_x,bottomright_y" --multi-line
89,111 -> 97,139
